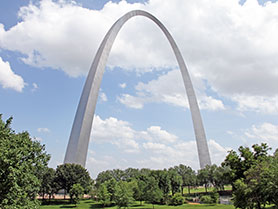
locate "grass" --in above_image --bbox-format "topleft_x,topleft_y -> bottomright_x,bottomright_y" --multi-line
40,200 -> 235,209
184,186 -> 232,194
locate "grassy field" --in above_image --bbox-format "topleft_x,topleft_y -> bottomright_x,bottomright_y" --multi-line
40,200 -> 234,209
183,186 -> 232,194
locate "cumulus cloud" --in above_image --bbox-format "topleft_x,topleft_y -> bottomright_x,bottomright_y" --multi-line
118,69 -> 225,111
1,0 -> 278,113
245,122 -> 278,148
0,57 -> 25,92
37,127 -> 50,133
91,115 -> 140,153
99,92 -> 108,102
31,82 -> 38,92
88,115 -> 229,176
119,83 -> 127,89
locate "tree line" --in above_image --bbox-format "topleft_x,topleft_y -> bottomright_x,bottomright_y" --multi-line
1,115 -> 278,208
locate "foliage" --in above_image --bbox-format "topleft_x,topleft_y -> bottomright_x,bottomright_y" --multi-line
174,164 -> 196,195
39,167 -> 57,201
169,193 -> 184,205
131,179 -> 146,205
222,143 -> 270,187
168,168 -> 182,195
224,143 -> 274,209
0,115 -> 50,208
150,169 -> 170,203
55,163 -> 92,197
143,176 -> 163,208
97,184 -> 111,207
69,183 -> 84,205
210,189 -> 219,204
200,195 -> 213,204
114,181 -> 134,208
197,166 -> 210,193
105,178 -> 117,201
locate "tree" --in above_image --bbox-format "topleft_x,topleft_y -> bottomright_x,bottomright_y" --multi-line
143,176 -> 163,209
104,178 -> 116,202
96,170 -> 113,188
174,164 -> 196,194
39,167 -> 57,201
223,143 -> 272,209
114,181 -> 134,208
97,184 -> 111,207
0,115 -> 50,208
222,143 -> 270,187
197,166 -> 210,193
168,168 -> 182,195
69,183 -> 84,205
150,169 -> 170,202
55,163 -> 92,200
266,149 -> 278,205
131,179 -> 145,205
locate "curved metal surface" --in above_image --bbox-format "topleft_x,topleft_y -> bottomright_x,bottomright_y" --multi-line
64,10 -> 211,169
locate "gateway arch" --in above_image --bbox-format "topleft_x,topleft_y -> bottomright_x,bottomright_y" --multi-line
64,10 -> 211,169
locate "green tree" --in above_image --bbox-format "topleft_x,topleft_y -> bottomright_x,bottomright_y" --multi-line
105,178 -> 116,201
55,163 -> 92,200
143,176 -> 163,209
0,115 -> 50,208
168,168 -> 182,195
96,170 -> 113,188
197,166 -> 210,193
150,169 -> 170,202
39,167 -> 57,201
222,143 -> 270,187
266,149 -> 278,205
114,181 -> 134,208
174,164 -> 196,194
69,183 -> 84,205
223,143 -> 272,209
97,184 -> 111,207
132,179 -> 146,205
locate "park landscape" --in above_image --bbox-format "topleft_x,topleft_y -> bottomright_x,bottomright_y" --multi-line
1,0 -> 278,209
1,115 -> 278,208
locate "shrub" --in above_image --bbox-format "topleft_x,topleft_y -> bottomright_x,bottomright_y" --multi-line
169,193 -> 184,205
200,195 -> 213,204
210,189 -> 219,204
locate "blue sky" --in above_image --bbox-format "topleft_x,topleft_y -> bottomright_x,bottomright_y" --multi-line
0,0 -> 278,178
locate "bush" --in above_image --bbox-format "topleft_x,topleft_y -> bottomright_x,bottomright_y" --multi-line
200,195 -> 213,204
169,193 -> 184,205
210,189 -> 219,204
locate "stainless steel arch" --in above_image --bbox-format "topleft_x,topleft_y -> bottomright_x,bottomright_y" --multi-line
64,10 -> 211,169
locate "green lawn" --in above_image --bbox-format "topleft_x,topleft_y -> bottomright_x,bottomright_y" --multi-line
40,200 -> 234,209
184,186 -> 232,194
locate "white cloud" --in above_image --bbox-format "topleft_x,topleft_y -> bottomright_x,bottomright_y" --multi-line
119,83 -> 127,89
100,92 -> 108,102
0,57 -> 25,92
88,115 -> 229,176
232,94 -> 278,114
37,127 -> 50,133
118,69 -> 225,111
31,82 -> 38,92
245,122 -> 278,148
145,126 -> 178,143
1,0 -> 278,113
91,115 -> 140,153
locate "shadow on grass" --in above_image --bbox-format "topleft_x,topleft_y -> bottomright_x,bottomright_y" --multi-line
60,206 -> 76,208
89,203 -> 105,209
41,200 -> 72,205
